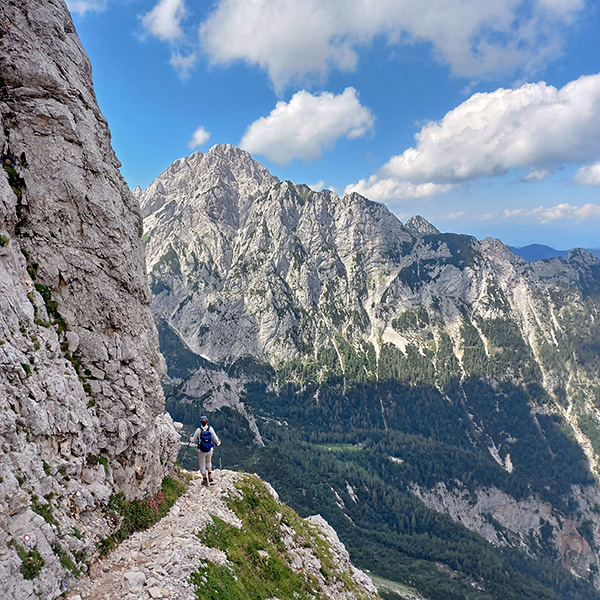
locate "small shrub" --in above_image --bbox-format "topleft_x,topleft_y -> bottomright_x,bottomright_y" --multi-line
8,540 -> 45,580
34,283 -> 67,334
31,496 -> 57,526
97,473 -> 187,557
87,454 -> 109,469
52,543 -> 80,578
0,234 -> 8,246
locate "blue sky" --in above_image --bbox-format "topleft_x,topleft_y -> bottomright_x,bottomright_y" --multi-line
68,0 -> 600,249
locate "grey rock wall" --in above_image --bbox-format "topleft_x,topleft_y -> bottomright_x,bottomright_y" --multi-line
0,2 -> 178,598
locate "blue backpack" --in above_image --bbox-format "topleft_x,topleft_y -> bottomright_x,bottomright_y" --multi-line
198,428 -> 214,452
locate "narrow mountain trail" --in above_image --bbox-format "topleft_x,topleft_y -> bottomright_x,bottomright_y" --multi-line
68,470 -> 379,600
69,470 -> 242,600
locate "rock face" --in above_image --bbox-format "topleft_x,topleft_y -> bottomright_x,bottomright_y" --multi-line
0,2 -> 178,599
141,145 -> 600,593
142,145 -> 413,364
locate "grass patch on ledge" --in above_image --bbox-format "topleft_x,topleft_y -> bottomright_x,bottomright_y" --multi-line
192,474 -> 372,600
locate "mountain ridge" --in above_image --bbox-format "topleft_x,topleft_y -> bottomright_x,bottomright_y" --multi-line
511,243 -> 600,262
142,144 -> 600,600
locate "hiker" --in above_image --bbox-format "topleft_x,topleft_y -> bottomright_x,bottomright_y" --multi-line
190,416 -> 221,487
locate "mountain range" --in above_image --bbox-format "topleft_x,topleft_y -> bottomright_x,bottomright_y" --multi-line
2,0 -> 599,597
141,144 -> 600,600
510,244 -> 600,262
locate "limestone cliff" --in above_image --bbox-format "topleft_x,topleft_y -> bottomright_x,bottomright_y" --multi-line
0,2 -> 179,598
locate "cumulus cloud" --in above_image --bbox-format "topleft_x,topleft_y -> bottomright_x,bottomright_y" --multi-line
345,176 -> 453,201
574,163 -> 600,187
170,51 -> 197,79
199,0 -> 583,91
486,203 -> 600,223
528,203 -> 600,222
188,126 -> 211,149
141,0 -> 186,42
347,74 -> 600,201
383,74 -> 600,183
240,88 -> 374,166
67,0 -> 107,15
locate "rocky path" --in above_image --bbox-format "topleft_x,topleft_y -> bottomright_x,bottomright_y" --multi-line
68,470 -> 242,600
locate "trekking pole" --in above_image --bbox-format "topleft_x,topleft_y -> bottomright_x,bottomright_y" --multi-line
181,438 -> 191,466
219,444 -> 223,479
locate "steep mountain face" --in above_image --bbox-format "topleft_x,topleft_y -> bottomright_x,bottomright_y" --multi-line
143,145 -> 600,600
0,2 -> 178,598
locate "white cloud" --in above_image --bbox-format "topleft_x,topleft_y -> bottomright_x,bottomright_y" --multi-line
309,180 -> 326,192
141,0 -> 186,42
530,203 -> 600,222
188,126 -> 211,149
503,208 -> 524,218
345,176 -> 453,201
347,74 -> 600,201
381,74 -> 600,183
483,203 -> 600,223
523,169 -> 550,183
445,210 -> 467,220
170,51 -> 197,80
573,163 -> 600,187
199,0 -> 583,91
240,88 -> 374,166
67,0 -> 107,15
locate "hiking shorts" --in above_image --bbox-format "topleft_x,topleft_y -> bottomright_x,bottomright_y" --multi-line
197,448 -> 214,474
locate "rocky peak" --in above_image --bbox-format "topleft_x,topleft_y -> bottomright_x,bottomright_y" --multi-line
142,145 -> 600,596
140,144 -> 278,220
404,214 -> 440,236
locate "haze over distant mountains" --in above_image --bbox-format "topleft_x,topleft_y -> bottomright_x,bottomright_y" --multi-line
511,244 -> 600,262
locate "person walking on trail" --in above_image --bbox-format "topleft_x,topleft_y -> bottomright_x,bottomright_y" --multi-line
190,416 -> 221,487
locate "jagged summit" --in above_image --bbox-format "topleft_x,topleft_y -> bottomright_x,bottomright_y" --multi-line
140,144 -> 278,218
142,147 -> 600,368
404,214 -> 440,236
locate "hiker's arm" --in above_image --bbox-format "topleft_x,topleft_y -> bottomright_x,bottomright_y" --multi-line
189,429 -> 199,445
211,426 -> 221,446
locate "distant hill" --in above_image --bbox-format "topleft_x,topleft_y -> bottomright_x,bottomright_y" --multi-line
511,243 -> 600,261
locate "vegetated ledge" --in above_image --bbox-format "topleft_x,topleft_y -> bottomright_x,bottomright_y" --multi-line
72,470 -> 379,600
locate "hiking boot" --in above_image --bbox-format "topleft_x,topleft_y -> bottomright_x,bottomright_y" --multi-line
201,478 -> 209,487
208,473 -> 214,483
